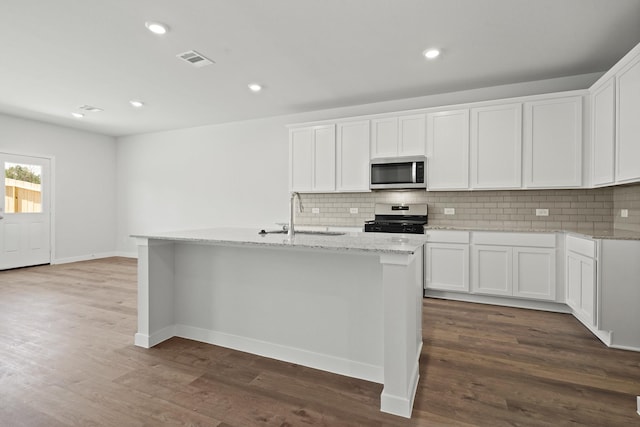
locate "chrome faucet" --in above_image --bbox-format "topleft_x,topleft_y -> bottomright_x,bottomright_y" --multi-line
288,192 -> 303,237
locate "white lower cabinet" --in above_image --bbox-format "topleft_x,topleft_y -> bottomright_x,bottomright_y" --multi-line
424,231 -> 470,292
472,245 -> 512,296
425,230 -> 557,302
566,250 -> 596,327
471,232 -> 556,301
565,235 -> 597,328
513,247 -> 557,300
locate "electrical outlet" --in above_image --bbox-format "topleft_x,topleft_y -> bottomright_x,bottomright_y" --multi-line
621,209 -> 629,218
311,207 -> 320,214
444,208 -> 455,215
349,207 -> 358,214
536,208 -> 549,216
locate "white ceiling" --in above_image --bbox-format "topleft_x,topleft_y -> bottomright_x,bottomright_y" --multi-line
1,0 -> 640,137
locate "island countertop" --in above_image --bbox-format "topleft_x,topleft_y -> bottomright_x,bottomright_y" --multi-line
132,227 -> 427,255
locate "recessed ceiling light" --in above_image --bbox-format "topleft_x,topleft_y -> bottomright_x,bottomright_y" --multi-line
145,21 -> 169,35
71,112 -> 84,119
248,83 -> 262,92
129,100 -> 145,108
423,48 -> 441,59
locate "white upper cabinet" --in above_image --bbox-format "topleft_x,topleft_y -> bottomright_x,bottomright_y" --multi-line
336,120 -> 370,192
426,109 -> 470,190
591,78 -> 616,187
289,124 -> 336,192
371,113 -> 426,158
398,114 -> 426,156
616,54 -> 640,183
371,117 -> 398,158
523,96 -> 583,188
290,127 -> 314,191
470,103 -> 522,189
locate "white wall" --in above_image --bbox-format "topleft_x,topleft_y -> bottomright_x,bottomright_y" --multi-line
116,117 -> 290,254
116,73 -> 602,255
0,113 -> 117,263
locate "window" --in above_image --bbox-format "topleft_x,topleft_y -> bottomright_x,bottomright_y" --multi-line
4,162 -> 42,213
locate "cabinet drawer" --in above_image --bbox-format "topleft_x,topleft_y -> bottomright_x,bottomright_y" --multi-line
566,235 -> 596,258
473,232 -> 555,248
426,230 -> 470,244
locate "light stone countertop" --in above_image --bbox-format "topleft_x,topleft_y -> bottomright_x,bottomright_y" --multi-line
132,227 -> 427,255
424,225 -> 640,240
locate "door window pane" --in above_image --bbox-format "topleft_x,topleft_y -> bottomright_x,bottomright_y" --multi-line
4,162 -> 42,213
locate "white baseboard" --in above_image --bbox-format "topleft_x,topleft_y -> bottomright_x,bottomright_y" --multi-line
425,290 -> 571,313
52,251 -> 120,265
175,324 -> 383,383
115,251 -> 138,259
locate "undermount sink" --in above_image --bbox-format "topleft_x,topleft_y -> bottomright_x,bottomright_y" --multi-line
258,229 -> 345,236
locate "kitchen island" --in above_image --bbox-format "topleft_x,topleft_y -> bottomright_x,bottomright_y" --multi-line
133,228 -> 426,418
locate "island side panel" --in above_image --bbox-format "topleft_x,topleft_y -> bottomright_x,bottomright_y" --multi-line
379,248 -> 423,418
134,238 -> 177,348
171,242 -> 385,382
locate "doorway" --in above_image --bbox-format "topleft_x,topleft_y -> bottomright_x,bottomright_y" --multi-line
0,153 -> 51,270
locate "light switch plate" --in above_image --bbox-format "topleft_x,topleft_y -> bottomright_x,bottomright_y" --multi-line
444,208 -> 455,215
349,207 -> 358,214
621,209 -> 629,218
312,207 -> 320,214
536,208 -> 549,216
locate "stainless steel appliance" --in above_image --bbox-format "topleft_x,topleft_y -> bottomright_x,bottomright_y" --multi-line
364,203 -> 428,234
370,156 -> 426,190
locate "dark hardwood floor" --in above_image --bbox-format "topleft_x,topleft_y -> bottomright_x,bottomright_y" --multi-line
1,258 -> 639,426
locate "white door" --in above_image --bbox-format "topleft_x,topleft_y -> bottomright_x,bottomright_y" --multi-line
523,96 -> 582,188
336,120 -> 370,192
425,243 -> 469,292
398,114 -> 426,156
471,245 -> 512,296
512,247 -> 556,301
470,103 -> 522,189
591,77 -> 616,187
616,55 -> 640,183
426,109 -> 470,190
370,117 -> 398,158
0,153 -> 51,270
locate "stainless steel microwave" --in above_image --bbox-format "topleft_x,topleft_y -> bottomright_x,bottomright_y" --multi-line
370,156 -> 426,190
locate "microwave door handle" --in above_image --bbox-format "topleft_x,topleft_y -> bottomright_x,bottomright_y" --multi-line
412,162 -> 417,183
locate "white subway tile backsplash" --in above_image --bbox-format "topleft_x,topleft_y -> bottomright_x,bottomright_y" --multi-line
294,186 -> 625,231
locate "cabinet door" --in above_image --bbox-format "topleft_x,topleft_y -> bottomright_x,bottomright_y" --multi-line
426,109 -> 470,190
312,125 -> 336,192
471,103 -> 522,189
513,247 -> 556,301
371,117 -> 398,158
566,251 -> 596,327
425,243 -> 469,292
616,55 -> 640,183
471,245 -> 512,296
523,96 -> 582,188
566,252 -> 582,312
290,128 -> 314,191
591,78 -> 616,187
336,121 -> 370,192
580,256 -> 596,327
398,114 -> 426,156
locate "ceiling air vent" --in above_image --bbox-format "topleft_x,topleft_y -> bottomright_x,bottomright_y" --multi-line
176,50 -> 214,68
79,105 -> 103,113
